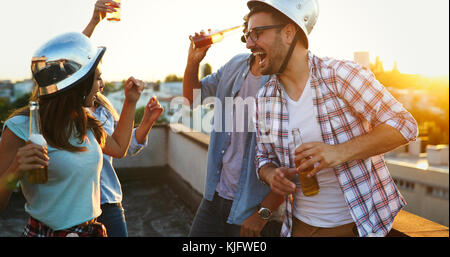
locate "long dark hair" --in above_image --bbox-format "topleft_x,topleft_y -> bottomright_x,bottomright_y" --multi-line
9,74 -> 106,152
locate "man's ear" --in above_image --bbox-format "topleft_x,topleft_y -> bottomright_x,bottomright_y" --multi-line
282,23 -> 298,45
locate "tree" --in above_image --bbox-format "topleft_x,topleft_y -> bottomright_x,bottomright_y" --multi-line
11,92 -> 31,109
154,80 -> 161,91
103,82 -> 117,94
370,61 -> 449,145
201,63 -> 213,79
0,92 -> 31,130
165,74 -> 183,82
0,98 -> 11,133
134,106 -> 168,126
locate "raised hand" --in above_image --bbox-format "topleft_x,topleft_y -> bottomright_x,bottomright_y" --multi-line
187,30 -> 212,65
91,0 -> 120,24
134,96 -> 164,145
124,76 -> 144,104
142,96 -> 164,126
83,0 -> 120,37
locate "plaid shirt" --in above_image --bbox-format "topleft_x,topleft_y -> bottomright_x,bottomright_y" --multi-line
255,51 -> 418,237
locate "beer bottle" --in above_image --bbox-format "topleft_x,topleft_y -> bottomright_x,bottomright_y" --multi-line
27,101 -> 48,184
190,25 -> 243,49
292,128 -> 320,196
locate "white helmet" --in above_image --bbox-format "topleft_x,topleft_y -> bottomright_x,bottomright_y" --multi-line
247,0 -> 319,74
247,0 -> 319,47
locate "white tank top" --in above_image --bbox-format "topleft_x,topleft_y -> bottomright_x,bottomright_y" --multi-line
284,79 -> 354,228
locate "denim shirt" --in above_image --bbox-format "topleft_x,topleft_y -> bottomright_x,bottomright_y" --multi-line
200,53 -> 271,225
92,105 -> 147,205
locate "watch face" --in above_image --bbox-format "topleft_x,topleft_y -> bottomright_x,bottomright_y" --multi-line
259,208 -> 271,219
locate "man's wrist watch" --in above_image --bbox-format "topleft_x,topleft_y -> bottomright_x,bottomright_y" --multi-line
257,204 -> 272,220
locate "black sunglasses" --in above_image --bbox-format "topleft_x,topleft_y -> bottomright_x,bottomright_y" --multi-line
243,24 -> 286,42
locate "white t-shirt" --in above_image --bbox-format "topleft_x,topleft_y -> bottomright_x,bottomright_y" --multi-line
283,79 -> 354,228
4,115 -> 103,230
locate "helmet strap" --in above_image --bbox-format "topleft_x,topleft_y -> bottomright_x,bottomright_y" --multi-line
277,31 -> 300,75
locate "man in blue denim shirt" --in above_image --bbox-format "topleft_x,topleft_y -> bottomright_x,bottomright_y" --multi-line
184,25 -> 284,237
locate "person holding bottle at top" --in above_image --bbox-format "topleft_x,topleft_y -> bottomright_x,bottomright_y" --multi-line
185,15 -> 285,237
0,30 -> 144,237
82,0 -> 164,237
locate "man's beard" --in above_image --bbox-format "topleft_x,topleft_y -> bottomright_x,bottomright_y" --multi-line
260,37 -> 287,75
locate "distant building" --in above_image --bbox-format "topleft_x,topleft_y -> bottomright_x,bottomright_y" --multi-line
392,60 -> 400,73
104,81 -> 214,132
12,79 -> 33,101
105,84 -> 176,119
371,56 -> 384,74
354,51 -> 370,69
0,79 -> 33,102
146,82 -> 160,91
161,82 -> 182,96
0,80 -> 14,99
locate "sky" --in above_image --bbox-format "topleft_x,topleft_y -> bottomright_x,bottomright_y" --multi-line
0,0 -> 448,82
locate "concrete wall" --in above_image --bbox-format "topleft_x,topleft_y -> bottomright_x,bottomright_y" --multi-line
114,124 -> 208,196
113,124 -> 449,229
113,125 -> 168,169
167,124 -> 208,195
387,160 -> 449,226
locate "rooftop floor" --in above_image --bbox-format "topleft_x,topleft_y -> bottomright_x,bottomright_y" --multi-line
0,168 -> 195,237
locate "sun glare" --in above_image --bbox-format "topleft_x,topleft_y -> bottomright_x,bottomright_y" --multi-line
416,160 -> 430,170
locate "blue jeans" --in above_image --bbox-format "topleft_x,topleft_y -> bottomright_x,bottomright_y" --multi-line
97,203 -> 128,237
189,193 -> 241,237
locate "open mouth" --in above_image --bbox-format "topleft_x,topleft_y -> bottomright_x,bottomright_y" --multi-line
253,51 -> 267,65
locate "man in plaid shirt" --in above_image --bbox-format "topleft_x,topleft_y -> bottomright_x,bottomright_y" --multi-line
247,0 -> 418,237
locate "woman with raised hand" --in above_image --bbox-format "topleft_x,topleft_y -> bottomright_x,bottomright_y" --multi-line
0,31 -> 144,237
82,0 -> 164,237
